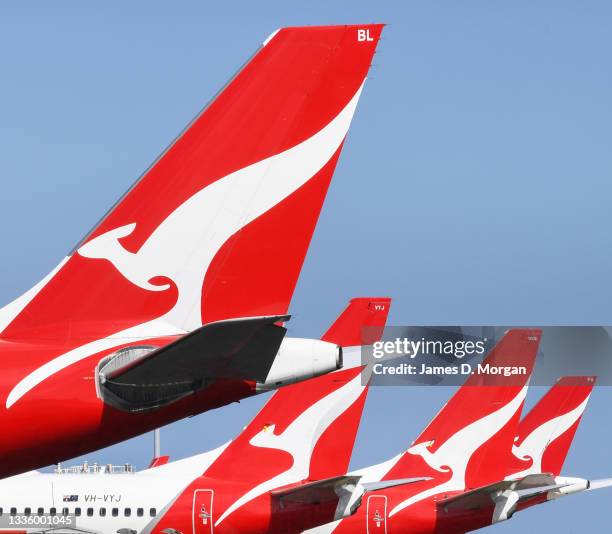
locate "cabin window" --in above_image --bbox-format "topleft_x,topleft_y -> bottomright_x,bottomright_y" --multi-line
125,507 -> 131,517
10,508 -> 16,516
24,507 -> 31,515
38,507 -> 44,515
50,507 -> 56,516
112,508 -> 118,517
150,507 -> 156,517
62,508 -> 69,516
0,507 -> 3,516
137,508 -> 144,517
87,508 -> 94,517
100,508 -> 106,517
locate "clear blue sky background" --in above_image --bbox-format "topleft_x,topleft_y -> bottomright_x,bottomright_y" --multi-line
1,1 -> 612,532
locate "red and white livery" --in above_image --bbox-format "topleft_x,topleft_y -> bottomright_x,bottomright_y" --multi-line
307,332 -> 612,533
0,24 -> 384,478
0,296 -> 390,533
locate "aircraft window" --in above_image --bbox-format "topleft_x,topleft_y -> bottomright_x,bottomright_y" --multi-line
87,508 -> 94,517
100,508 -> 106,517
75,508 -> 81,516
50,507 -> 56,516
62,508 -> 69,516
150,507 -> 156,517
137,508 -> 143,517
10,508 -> 17,516
112,508 -> 119,517
24,507 -> 31,515
38,507 -> 44,515
125,507 -> 131,517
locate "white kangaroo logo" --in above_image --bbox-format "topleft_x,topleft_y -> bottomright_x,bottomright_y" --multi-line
509,396 -> 590,479
6,83 -> 365,409
78,83 -> 364,332
214,373 -> 365,526
388,386 -> 528,517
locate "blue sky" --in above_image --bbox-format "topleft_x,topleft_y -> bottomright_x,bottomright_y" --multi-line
1,1 -> 612,531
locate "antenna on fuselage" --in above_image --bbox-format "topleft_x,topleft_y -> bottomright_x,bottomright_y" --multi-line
154,428 -> 161,458
147,428 -> 169,468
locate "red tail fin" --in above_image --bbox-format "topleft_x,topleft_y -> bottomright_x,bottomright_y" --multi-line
384,330 -> 541,490
322,297 -> 391,347
204,296 -> 394,485
508,376 -> 595,478
0,24 -> 383,342
308,297 -> 391,478
202,366 -> 369,525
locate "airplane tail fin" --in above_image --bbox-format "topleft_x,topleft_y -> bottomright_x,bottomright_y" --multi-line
149,295 -> 390,532
0,24 -> 383,343
437,376 -> 598,528
508,376 -> 595,478
322,297 -> 391,348
205,296 -> 393,486
383,329 -> 541,491
306,297 -> 390,479
204,366 -> 369,526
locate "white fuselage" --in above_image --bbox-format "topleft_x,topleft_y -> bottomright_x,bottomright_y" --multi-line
0,443 -> 228,533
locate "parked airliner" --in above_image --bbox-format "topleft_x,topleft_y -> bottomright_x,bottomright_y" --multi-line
306,331 -> 612,533
0,24 -> 384,479
0,296 -> 393,533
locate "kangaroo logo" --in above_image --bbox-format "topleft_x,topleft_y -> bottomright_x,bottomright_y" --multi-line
214,373 -> 365,526
6,84 -> 365,409
387,386 -> 528,517
510,396 -> 590,478
78,83 -> 364,333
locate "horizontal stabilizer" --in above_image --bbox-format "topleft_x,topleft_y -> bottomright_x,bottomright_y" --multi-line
272,475 -> 362,505
98,315 -> 289,411
272,474 -> 431,518
360,477 -> 432,493
588,478 -> 612,491
438,473 -> 578,523
439,474 -> 561,513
